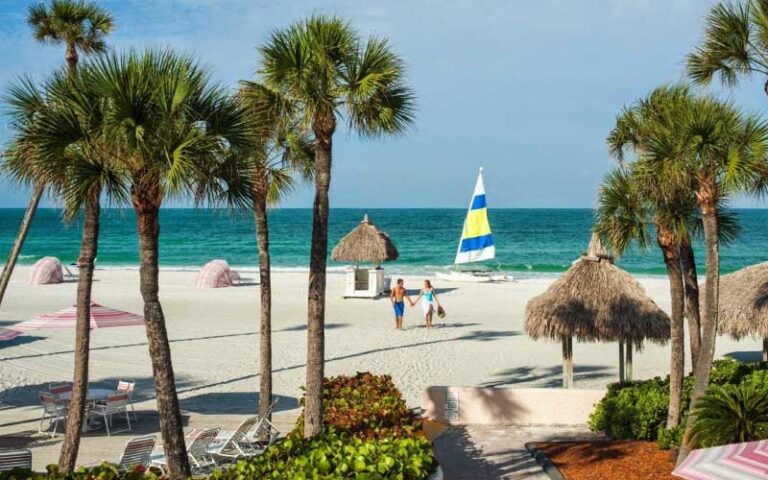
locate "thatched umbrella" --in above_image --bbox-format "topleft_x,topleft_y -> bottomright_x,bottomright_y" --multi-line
525,234 -> 670,387
717,262 -> 768,361
332,214 -> 399,265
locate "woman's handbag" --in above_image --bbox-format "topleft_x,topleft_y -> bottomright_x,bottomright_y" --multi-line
437,305 -> 446,319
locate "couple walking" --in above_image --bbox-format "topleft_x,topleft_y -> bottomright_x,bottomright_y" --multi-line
390,278 -> 442,330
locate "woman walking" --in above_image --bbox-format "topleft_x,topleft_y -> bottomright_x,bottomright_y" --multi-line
412,280 -> 441,329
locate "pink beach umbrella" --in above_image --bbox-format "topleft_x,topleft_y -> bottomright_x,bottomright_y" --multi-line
673,440 -> 768,479
0,328 -> 22,341
12,302 -> 144,332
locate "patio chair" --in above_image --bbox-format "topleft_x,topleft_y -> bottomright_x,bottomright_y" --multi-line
150,428 -> 219,475
117,436 -> 156,472
116,380 -> 137,420
48,383 -> 72,399
249,415 -> 280,450
63,265 -> 78,281
87,392 -> 131,436
0,449 -> 32,472
39,392 -> 68,437
208,416 -> 262,465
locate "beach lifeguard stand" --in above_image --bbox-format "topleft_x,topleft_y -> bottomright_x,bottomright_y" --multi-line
332,214 -> 399,298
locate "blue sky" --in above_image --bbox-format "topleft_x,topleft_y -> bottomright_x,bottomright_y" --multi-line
0,0 -> 766,208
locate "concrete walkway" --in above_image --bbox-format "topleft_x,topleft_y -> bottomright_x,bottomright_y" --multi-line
432,424 -> 600,480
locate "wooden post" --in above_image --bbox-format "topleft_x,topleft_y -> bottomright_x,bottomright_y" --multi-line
763,338 -> 767,363
562,335 -> 573,388
618,340 -> 625,383
626,339 -> 633,382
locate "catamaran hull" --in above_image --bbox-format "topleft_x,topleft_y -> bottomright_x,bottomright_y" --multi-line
434,271 -> 512,283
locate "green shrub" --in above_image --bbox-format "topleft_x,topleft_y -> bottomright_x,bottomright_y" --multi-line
0,464 -> 158,480
689,383 -> 768,448
588,358 -> 768,449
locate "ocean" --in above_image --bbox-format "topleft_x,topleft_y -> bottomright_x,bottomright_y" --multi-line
1,208 -> 768,277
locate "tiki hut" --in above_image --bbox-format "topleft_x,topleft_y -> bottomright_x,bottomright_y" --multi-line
717,262 -> 768,361
525,234 -> 670,387
332,214 -> 399,298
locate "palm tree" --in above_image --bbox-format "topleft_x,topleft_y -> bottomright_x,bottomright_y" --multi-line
237,82 -> 313,424
0,0 -> 114,309
256,15 -> 415,437
85,50 -> 249,478
688,0 -> 768,96
2,69 -> 126,470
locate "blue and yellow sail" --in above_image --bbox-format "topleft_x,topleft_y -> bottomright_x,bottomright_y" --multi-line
455,168 -> 495,264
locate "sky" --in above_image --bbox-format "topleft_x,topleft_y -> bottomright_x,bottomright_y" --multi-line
0,0 -> 766,208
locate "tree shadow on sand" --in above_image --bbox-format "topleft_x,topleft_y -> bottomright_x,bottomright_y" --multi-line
180,392 -> 298,415
480,365 -> 613,388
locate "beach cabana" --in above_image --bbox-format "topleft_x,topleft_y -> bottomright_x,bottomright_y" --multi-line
195,260 -> 233,289
27,257 -> 64,285
332,214 -> 399,298
717,262 -> 768,361
525,234 -> 670,388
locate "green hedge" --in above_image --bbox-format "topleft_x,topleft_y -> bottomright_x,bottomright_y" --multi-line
1,372 -> 436,480
588,359 -> 768,449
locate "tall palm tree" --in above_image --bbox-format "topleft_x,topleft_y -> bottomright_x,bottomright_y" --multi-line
237,82 -> 313,424
688,0 -> 768,96
0,0 -> 114,309
85,50 -> 249,478
2,69 -> 127,470
256,15 -> 415,438
631,92 -> 768,462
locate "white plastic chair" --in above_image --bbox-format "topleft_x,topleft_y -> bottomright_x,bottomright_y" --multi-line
208,417 -> 262,464
151,428 -> 219,475
116,380 -> 137,420
0,449 -> 32,472
48,383 -> 72,400
88,392 -> 131,436
63,266 -> 79,281
39,392 -> 68,437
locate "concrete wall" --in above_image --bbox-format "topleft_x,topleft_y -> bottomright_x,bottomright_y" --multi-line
422,386 -> 606,425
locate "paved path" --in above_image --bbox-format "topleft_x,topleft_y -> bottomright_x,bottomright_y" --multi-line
432,424 -> 600,480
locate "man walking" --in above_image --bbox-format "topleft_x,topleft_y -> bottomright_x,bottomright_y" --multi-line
390,278 -> 412,330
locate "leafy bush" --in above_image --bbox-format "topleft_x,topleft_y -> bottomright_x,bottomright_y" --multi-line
689,383 -> 768,448
0,464 -> 157,480
589,358 -> 768,449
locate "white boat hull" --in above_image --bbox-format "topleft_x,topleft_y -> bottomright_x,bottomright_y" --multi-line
435,271 -> 512,283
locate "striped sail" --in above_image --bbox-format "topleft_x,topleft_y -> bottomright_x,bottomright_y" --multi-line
455,169 -> 495,264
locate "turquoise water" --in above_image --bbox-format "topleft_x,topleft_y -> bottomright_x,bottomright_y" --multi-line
1,208 -> 768,276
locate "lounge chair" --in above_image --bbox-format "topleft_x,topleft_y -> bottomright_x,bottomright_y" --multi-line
63,266 -> 78,281
0,449 -> 31,472
229,270 -> 255,286
39,392 -> 68,437
116,380 -> 137,420
150,428 -> 219,475
87,392 -> 131,436
117,436 -> 156,472
208,416 -> 262,464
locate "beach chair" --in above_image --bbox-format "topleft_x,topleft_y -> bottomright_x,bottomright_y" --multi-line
0,449 -> 32,472
39,392 -> 68,437
117,436 -> 156,472
63,265 -> 78,281
208,416 -> 262,464
245,400 -> 280,447
116,380 -> 137,420
150,428 -> 219,475
87,392 -> 131,436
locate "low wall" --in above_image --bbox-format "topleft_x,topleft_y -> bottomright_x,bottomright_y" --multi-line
422,386 -> 606,425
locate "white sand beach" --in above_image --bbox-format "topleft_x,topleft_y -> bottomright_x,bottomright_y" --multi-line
1,266 -> 763,412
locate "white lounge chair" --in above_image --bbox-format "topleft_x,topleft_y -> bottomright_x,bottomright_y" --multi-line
87,392 -> 131,436
63,266 -> 78,281
39,392 -> 68,437
0,449 -> 31,472
151,428 -> 219,475
208,416 -> 262,464
117,436 -> 156,472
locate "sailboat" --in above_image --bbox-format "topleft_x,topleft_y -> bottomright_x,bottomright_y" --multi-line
435,168 -> 512,283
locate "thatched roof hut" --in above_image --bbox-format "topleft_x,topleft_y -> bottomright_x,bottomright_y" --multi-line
525,234 -> 670,387
332,214 -> 399,265
717,261 -> 768,360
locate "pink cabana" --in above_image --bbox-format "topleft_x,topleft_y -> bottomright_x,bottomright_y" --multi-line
13,302 -> 144,331
195,259 -> 233,289
27,256 -> 63,285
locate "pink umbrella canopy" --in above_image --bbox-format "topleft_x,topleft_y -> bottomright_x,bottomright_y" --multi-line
13,302 -> 144,331
0,328 -> 22,341
674,440 -> 768,479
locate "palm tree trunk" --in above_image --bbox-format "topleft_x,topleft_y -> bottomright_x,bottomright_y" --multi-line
626,339 -> 633,382
133,188 -> 190,478
680,239 -> 702,370
562,335 -> 573,388
304,127 -> 333,438
0,182 -> 44,308
58,190 -> 100,471
658,231 -> 685,429
66,42 -> 78,72
618,341 -> 625,383
678,191 -> 720,463
252,181 -> 272,425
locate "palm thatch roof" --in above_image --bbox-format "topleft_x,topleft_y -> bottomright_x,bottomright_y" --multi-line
525,234 -> 670,344
331,214 -> 399,265
717,262 -> 768,340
